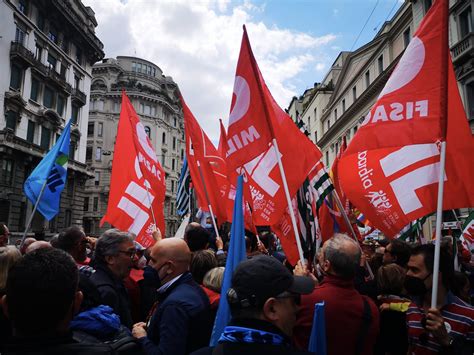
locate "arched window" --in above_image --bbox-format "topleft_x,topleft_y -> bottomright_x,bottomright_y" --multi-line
144,126 -> 151,138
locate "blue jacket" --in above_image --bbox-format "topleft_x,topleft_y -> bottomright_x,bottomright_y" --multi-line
139,272 -> 212,355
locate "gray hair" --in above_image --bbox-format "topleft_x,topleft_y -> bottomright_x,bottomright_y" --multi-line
93,229 -> 134,264
323,233 -> 361,279
203,266 -> 225,293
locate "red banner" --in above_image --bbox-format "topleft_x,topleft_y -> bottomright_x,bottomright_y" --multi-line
339,0 -> 474,237
102,92 -> 166,247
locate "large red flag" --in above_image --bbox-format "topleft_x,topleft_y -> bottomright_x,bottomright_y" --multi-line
182,96 -> 228,225
102,92 -> 166,247
226,26 -> 322,225
339,0 -> 474,237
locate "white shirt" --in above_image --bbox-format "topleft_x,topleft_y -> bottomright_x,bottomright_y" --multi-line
157,273 -> 184,294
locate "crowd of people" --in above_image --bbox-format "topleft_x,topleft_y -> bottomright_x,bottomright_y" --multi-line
0,221 -> 473,354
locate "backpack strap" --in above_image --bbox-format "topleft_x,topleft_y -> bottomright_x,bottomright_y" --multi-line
355,297 -> 372,355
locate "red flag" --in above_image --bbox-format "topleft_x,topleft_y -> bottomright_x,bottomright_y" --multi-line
339,0 -> 474,237
182,96 -> 228,225
226,26 -> 322,225
102,92 -> 166,247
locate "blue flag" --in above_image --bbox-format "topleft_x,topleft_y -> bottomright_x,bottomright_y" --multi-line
176,157 -> 190,216
209,174 -> 247,346
308,302 -> 327,354
24,120 -> 72,220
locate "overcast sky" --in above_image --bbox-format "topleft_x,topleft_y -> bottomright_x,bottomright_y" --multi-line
83,0 -> 403,142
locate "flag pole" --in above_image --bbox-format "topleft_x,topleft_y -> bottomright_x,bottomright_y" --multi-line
196,160 -> 220,238
20,180 -> 48,249
331,189 -> 374,280
272,139 -> 305,263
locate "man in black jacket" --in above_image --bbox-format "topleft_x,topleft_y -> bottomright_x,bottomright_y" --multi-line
132,238 -> 212,354
90,229 -> 136,328
192,255 -> 315,355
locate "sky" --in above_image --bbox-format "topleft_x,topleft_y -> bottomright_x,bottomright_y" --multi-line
83,0 -> 404,141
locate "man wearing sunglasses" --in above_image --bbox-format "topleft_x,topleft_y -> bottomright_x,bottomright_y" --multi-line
192,255 -> 315,355
90,229 -> 137,329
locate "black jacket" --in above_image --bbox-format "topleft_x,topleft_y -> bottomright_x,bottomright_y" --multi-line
139,272 -> 212,355
191,318 -> 314,355
89,264 -> 133,329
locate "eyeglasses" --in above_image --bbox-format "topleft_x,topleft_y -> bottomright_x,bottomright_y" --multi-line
118,250 -> 136,259
275,291 -> 301,305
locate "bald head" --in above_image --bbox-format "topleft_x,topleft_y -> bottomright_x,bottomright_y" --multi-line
149,238 -> 191,282
321,233 -> 361,279
26,241 -> 51,254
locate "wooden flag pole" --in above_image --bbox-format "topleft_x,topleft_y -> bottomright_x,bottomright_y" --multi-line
20,180 -> 48,250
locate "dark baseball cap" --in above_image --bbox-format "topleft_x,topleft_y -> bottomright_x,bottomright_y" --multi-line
228,255 -> 314,308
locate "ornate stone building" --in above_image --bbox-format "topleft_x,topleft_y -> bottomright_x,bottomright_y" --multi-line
84,56 -> 184,237
0,0 -> 104,237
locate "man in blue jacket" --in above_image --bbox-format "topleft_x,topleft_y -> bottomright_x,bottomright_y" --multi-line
132,238 -> 212,354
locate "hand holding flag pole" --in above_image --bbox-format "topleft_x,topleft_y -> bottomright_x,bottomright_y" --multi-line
197,160 -> 221,238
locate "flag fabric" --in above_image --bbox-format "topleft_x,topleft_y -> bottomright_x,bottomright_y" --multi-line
182,96 -> 228,225
209,175 -> 247,346
226,26 -> 322,226
460,211 -> 474,253
24,119 -> 72,220
176,157 -> 191,216
308,302 -> 327,354
101,91 -> 166,248
339,0 -> 474,237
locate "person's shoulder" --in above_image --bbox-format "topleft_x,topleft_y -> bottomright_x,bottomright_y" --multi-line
447,295 -> 474,318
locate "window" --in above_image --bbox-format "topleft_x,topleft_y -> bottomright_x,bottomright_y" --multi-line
326,119 -> 330,132
151,106 -> 156,116
88,123 -> 94,137
352,86 -> 357,101
98,123 -> 103,137
69,142 -> 75,161
43,86 -> 54,108
48,26 -> 58,44
423,0 -> 432,13
144,126 -> 151,138
83,197 -> 89,211
5,111 -> 17,131
95,147 -> 102,161
353,126 -> 358,135
131,61 -> 136,72
314,131 -> 317,142
181,149 -> 184,160
15,26 -> 27,45
335,142 -> 339,155
64,210 -> 71,227
96,100 -> 104,111
378,55 -> 384,74
467,81 -> 474,121
35,44 -> 42,61
313,107 -> 317,121
113,101 -> 120,112
342,99 -> 346,112
140,103 -> 144,113
10,64 -> 22,90
36,12 -> 45,31
74,75 -> 80,90
144,105 -> 151,115
71,105 -> 79,124
172,137 -> 176,150
172,159 -> 175,171
171,180 -> 175,193
93,197 -> 98,211
67,177 -> 74,196
173,117 -> 177,127
18,0 -> 28,14
153,68 -> 156,77
86,146 -> 92,161
403,28 -> 411,48
30,78 -> 40,101
1,159 -> 14,185
94,171 -> 100,186
57,95 -> 65,117
325,151 -> 329,167
162,132 -> 166,144
47,53 -> 57,70
460,6 -> 472,38
365,71 -> 370,88
27,120 -> 35,143
75,45 -> 82,65
40,127 -> 51,150
334,109 -> 338,120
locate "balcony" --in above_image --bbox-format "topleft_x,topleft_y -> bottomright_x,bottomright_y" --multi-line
71,88 -> 87,106
451,33 -> 474,66
10,41 -> 35,67
45,67 -> 72,94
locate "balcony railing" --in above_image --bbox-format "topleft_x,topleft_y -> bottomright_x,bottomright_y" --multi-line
10,41 -> 35,66
451,33 -> 474,65
45,67 -> 72,93
72,88 -> 87,105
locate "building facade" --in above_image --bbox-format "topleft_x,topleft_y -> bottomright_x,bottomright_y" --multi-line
0,0 -> 104,237
85,56 -> 185,237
